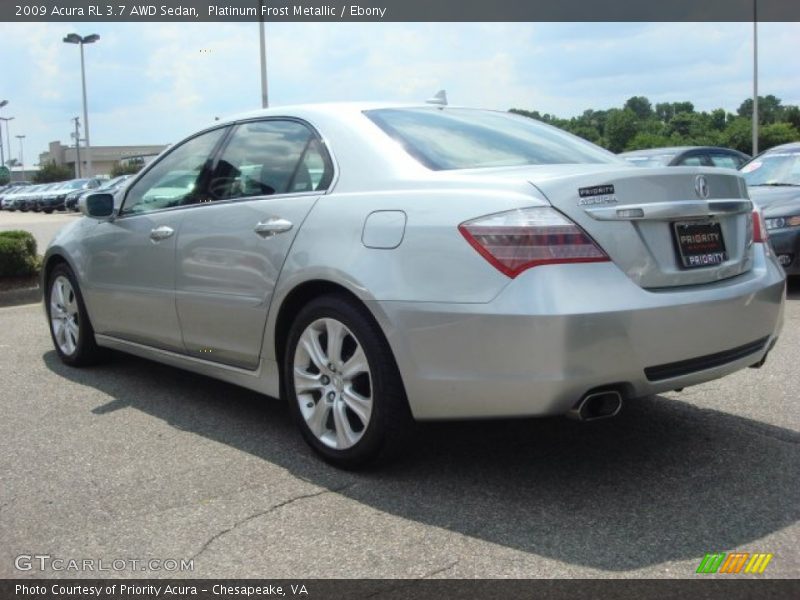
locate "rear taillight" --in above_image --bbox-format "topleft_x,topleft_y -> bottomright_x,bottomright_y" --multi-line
752,210 -> 768,243
458,207 -> 609,278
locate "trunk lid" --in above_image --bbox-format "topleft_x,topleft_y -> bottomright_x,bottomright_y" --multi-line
464,165 -> 754,289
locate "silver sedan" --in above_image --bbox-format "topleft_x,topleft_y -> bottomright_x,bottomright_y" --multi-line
42,103 -> 786,467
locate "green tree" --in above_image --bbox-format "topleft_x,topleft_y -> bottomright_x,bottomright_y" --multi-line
110,159 -> 144,177
784,106 -> 800,130
625,132 -> 673,151
624,96 -> 653,120
760,122 -> 800,151
721,117 -> 753,154
737,95 -> 784,125
604,109 -> 639,153
510,95 -> 799,155
710,108 -> 728,131
32,161 -> 73,184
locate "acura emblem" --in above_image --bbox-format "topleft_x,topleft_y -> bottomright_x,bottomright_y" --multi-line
695,175 -> 710,199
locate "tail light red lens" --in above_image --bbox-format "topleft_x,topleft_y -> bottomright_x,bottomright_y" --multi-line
458,207 -> 610,278
752,209 -> 768,243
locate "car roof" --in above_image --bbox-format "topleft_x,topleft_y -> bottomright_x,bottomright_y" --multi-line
620,146 -> 742,157
761,142 -> 800,154
215,102 -> 495,126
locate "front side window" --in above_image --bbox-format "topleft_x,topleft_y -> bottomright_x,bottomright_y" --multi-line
207,120 -> 333,202
121,127 -> 227,215
364,107 -> 620,170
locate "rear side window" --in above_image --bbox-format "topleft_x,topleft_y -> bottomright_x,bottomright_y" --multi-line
677,155 -> 705,166
710,154 -> 744,169
207,120 -> 333,201
364,107 -> 619,170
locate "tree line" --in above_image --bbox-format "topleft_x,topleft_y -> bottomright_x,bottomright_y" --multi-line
510,95 -> 800,156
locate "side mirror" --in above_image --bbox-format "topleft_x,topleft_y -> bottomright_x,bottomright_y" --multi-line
80,192 -> 115,220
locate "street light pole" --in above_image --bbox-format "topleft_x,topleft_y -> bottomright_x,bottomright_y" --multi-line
752,0 -> 759,156
0,100 -> 6,166
63,33 -> 100,176
79,41 -> 92,175
258,0 -> 269,108
0,117 -> 15,166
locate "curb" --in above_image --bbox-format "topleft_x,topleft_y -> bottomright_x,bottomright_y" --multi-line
0,285 -> 42,307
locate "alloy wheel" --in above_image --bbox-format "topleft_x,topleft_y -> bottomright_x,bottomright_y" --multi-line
293,318 -> 373,450
50,275 -> 80,356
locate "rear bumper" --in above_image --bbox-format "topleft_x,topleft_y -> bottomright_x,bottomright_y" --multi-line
768,228 -> 800,275
373,245 -> 785,420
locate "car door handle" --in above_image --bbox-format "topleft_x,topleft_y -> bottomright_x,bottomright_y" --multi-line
149,225 -> 175,242
254,218 -> 293,238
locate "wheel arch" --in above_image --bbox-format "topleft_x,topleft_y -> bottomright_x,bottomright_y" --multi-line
271,279 -> 407,403
41,251 -> 71,291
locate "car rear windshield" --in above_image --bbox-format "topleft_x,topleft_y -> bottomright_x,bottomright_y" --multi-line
364,108 -> 619,170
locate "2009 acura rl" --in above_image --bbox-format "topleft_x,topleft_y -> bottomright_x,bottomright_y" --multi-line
42,103 -> 785,467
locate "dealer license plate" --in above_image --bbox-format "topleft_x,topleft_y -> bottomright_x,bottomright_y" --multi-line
673,221 -> 728,269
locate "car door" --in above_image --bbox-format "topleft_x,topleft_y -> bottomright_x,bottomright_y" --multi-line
80,126 -> 229,351
175,119 -> 335,370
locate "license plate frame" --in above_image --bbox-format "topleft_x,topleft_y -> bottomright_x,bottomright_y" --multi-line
672,220 -> 728,269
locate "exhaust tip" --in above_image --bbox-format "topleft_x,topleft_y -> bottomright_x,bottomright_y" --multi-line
568,390 -> 623,421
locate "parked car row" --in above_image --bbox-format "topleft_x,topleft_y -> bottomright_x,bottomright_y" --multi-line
65,175 -> 133,211
0,178 -> 106,212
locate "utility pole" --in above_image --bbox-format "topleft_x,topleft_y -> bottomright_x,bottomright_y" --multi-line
72,117 -> 82,178
16,135 -> 25,171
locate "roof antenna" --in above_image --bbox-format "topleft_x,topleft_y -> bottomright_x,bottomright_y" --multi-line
425,90 -> 448,106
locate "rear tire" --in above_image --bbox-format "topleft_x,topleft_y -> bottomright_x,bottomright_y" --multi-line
46,263 -> 107,367
284,294 -> 413,469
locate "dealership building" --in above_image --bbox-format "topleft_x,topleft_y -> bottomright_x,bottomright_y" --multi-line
38,141 -> 167,178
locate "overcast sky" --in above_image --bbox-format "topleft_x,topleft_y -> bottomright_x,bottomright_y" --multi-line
1,21 -> 798,166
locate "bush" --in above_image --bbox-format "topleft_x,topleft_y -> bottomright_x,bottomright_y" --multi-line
32,161 -> 73,184
0,230 -> 39,277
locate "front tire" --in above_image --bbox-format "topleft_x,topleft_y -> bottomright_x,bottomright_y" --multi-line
284,294 -> 413,468
46,263 -> 106,366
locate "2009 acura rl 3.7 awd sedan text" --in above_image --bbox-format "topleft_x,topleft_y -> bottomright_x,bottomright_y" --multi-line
42,103 -> 785,467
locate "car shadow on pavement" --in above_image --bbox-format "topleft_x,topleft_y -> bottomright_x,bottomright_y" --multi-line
786,276 -> 800,300
43,349 -> 799,572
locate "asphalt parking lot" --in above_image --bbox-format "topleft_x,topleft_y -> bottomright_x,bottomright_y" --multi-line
0,211 -> 798,579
